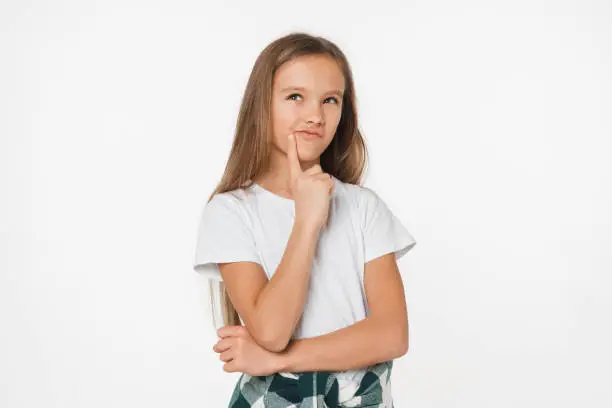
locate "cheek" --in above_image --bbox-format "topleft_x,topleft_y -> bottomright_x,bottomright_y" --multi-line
273,101 -> 293,123
325,107 -> 342,129
271,107 -> 292,147
273,104 -> 300,136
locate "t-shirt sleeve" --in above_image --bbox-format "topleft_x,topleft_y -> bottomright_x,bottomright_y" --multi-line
361,187 -> 417,263
193,194 -> 261,281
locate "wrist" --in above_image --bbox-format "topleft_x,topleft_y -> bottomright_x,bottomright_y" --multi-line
293,219 -> 321,237
272,347 -> 292,373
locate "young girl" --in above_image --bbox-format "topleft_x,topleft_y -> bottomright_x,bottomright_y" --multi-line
193,32 -> 417,407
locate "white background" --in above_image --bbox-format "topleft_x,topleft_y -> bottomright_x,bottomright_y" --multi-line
2,1 -> 611,406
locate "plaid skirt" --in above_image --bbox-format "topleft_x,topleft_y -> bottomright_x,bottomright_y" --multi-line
227,360 -> 394,407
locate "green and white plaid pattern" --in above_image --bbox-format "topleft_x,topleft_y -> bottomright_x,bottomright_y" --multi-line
227,360 -> 395,407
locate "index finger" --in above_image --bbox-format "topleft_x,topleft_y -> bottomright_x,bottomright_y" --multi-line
213,337 -> 233,353
286,133 -> 302,181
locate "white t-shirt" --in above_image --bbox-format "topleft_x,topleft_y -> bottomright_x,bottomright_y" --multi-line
193,175 -> 416,401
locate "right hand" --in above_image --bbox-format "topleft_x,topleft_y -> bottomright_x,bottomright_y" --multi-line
286,132 -> 334,231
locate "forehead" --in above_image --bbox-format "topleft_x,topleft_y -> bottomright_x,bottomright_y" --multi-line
273,55 -> 345,91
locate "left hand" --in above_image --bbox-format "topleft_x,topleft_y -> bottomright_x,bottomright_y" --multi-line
213,325 -> 282,376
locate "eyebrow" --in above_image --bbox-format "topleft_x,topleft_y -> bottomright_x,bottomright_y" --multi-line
279,86 -> 344,97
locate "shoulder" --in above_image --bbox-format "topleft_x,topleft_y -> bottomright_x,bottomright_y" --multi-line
332,180 -> 390,234
336,179 -> 381,211
200,186 -> 256,224
204,185 -> 255,210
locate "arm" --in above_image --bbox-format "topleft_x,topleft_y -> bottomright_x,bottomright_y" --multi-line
219,220 -> 321,352
275,252 -> 409,372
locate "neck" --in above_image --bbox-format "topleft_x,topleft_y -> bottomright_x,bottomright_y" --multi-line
253,146 -> 321,197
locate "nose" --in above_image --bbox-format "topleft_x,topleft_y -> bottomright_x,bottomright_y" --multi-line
303,101 -> 324,125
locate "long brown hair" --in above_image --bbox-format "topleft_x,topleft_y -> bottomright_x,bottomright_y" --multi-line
205,31 -> 369,328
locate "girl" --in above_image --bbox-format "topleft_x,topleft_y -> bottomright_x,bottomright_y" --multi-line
193,32 -> 417,407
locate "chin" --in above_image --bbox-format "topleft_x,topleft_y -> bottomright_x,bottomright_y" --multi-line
299,145 -> 327,158
301,154 -> 323,162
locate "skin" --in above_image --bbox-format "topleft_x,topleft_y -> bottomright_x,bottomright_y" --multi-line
212,55 -> 409,375
253,54 -> 345,198
213,252 -> 408,375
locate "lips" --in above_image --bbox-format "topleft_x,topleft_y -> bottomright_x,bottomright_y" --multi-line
295,129 -> 323,138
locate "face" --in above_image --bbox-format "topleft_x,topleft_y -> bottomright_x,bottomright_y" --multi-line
270,54 -> 345,165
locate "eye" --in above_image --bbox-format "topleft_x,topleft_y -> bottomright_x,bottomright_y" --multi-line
286,93 -> 340,105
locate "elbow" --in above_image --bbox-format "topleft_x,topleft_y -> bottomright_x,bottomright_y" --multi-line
248,311 -> 292,352
261,337 -> 290,353
255,327 -> 291,353
396,337 -> 409,357
390,321 -> 409,358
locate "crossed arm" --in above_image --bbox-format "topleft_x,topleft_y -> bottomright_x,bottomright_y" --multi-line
279,252 -> 409,372
217,252 -> 409,373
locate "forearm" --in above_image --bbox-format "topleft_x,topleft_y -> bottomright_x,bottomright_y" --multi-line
253,221 -> 320,351
275,315 -> 408,372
